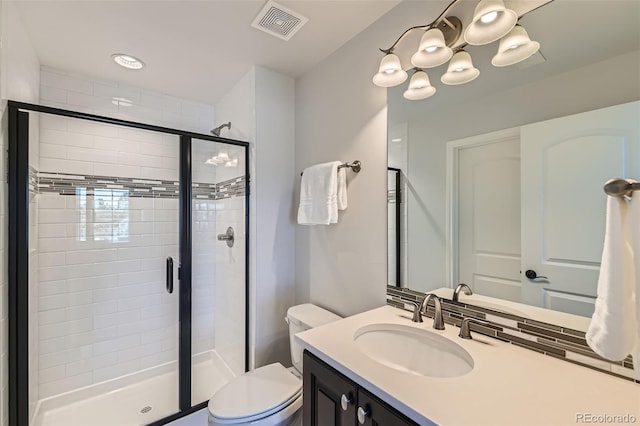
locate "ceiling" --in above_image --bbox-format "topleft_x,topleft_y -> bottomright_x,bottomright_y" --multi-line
14,0 -> 400,105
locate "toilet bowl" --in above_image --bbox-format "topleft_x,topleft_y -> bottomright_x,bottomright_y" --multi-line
208,304 -> 341,426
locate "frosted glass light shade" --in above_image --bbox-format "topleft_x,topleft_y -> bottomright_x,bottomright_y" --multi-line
411,28 -> 453,68
464,0 -> 518,45
491,25 -> 540,67
403,70 -> 436,100
441,51 -> 480,85
372,53 -> 408,87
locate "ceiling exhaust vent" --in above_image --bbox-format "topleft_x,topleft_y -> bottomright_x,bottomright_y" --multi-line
251,0 -> 308,41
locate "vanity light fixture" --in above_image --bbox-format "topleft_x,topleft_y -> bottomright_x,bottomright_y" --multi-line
111,53 -> 145,70
373,0 -> 546,100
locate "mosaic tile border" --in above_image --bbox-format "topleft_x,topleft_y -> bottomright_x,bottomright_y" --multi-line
35,170 -> 246,200
387,286 -> 639,384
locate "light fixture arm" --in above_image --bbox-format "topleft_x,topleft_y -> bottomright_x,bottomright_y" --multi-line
378,0 -> 460,54
380,24 -> 429,54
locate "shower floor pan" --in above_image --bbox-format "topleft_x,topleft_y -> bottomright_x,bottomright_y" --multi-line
33,351 -> 234,426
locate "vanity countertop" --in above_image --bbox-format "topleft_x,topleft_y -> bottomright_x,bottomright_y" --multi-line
296,305 -> 640,425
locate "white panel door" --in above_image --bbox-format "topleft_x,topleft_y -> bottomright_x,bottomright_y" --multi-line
521,101 -> 640,315
456,130 -> 521,301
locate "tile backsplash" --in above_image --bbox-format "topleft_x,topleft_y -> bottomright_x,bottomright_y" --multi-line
387,286 -> 638,384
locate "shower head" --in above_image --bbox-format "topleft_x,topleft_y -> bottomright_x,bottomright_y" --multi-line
210,122 -> 231,137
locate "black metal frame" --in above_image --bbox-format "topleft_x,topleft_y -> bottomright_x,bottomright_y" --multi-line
8,107 -> 30,426
388,167 -> 401,287
7,101 -> 251,425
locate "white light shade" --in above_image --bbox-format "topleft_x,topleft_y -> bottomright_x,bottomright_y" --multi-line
464,0 -> 518,45
372,53 -> 408,87
491,25 -> 540,67
403,71 -> 436,100
411,28 -> 453,68
441,51 -> 480,85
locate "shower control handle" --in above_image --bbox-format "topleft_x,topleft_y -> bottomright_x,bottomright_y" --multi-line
166,257 -> 174,294
217,227 -> 235,247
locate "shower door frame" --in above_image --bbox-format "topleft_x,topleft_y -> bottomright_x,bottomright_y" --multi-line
7,101 -> 251,426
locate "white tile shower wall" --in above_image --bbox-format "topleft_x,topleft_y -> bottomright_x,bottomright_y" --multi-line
214,195 -> 246,376
40,66 -> 215,134
36,68 -> 221,398
214,68 -> 255,372
37,194 -> 180,397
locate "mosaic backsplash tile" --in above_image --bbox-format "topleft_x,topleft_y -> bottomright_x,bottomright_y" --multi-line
387,286 -> 639,384
33,170 -> 246,200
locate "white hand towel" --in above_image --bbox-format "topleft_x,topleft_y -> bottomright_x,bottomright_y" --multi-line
337,167 -> 348,211
297,161 -> 341,225
628,194 -> 640,379
586,196 -> 638,368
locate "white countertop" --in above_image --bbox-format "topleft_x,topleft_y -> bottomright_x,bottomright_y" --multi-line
296,305 -> 640,426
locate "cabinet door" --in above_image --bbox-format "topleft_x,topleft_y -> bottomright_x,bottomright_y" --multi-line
357,388 -> 418,426
303,350 -> 357,426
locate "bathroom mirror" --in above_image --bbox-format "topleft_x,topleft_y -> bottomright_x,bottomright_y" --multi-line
386,0 -> 640,323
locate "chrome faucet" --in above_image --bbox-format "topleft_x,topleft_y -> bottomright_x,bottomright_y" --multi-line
412,294 -> 445,330
452,283 -> 472,302
458,317 -> 489,339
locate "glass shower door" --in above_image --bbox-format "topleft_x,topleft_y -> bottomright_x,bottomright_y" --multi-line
10,102 -> 250,425
29,111 -> 181,425
191,139 -> 247,405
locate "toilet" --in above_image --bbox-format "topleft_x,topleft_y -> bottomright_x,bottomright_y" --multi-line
208,304 -> 341,425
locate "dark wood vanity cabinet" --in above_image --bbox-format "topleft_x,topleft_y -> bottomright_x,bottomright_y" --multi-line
303,350 -> 418,426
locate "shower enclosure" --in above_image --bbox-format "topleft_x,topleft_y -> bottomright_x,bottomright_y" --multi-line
8,101 -> 249,425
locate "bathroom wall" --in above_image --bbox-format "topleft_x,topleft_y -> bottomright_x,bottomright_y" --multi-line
214,66 -> 296,371
0,1 -> 41,423
34,67 -> 228,398
395,50 -> 640,291
294,4 -> 404,318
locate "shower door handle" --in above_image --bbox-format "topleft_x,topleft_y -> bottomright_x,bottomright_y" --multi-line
166,257 -> 174,294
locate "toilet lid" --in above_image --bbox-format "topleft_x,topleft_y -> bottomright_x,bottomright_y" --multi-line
208,363 -> 302,421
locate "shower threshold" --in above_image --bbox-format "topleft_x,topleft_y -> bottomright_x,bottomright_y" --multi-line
33,350 -> 234,426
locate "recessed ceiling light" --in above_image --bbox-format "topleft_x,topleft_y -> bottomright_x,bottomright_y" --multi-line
111,53 -> 145,70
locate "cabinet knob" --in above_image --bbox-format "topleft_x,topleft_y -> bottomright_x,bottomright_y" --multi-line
357,406 -> 370,424
340,393 -> 353,411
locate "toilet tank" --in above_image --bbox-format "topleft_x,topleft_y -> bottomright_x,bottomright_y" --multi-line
286,304 -> 341,373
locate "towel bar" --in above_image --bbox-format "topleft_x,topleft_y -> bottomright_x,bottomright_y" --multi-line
604,178 -> 640,198
301,160 -> 362,176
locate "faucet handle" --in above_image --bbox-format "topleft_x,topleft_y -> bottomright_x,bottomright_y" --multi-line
410,301 -> 423,323
458,317 -> 490,339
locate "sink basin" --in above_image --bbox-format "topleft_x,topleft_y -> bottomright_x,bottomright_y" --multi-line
354,323 -> 474,378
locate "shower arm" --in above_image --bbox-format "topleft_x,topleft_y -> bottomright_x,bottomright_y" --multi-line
210,122 -> 232,136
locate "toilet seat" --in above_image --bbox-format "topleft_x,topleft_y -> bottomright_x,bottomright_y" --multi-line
208,363 -> 302,424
